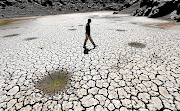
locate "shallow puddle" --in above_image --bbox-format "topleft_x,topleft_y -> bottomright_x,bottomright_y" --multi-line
0,18 -> 35,26
143,22 -> 180,29
68,29 -> 77,31
25,37 -> 37,41
3,34 -> 20,38
116,29 -> 126,31
35,71 -> 70,95
128,42 -> 146,48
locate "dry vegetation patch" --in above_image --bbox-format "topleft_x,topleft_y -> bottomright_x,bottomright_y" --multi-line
35,71 -> 70,95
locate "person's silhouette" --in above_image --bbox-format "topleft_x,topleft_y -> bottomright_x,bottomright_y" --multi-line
83,19 -> 97,49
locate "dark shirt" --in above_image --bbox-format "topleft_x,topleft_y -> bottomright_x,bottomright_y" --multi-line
86,23 -> 90,36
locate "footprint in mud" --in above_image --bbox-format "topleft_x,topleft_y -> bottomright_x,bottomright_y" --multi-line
3,34 -> 20,38
25,37 -> 37,41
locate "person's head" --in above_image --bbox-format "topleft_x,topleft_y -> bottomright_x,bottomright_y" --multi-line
88,19 -> 91,23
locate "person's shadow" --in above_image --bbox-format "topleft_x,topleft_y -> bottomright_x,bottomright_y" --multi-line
84,48 -> 93,54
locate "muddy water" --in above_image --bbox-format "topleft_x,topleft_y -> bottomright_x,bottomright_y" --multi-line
0,17 -> 36,26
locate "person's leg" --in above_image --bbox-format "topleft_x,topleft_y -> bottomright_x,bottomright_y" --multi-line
88,35 -> 95,46
83,34 -> 88,48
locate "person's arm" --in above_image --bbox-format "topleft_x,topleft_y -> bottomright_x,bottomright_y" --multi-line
87,25 -> 90,36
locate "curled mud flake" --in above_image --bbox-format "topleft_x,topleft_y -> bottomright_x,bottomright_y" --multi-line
128,42 -> 146,48
4,34 -> 20,38
25,37 -> 37,41
34,71 -> 71,96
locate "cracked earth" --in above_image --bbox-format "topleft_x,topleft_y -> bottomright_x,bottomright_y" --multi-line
0,11 -> 180,111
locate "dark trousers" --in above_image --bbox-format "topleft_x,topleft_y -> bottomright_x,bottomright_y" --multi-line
83,34 -> 95,47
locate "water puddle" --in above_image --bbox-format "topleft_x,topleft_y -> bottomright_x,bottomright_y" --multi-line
0,18 -> 36,26
25,37 -> 37,41
68,29 -> 77,31
3,34 -> 20,38
35,71 -> 71,95
128,42 -> 146,48
1,27 -> 19,30
143,22 -> 180,29
116,29 -> 126,32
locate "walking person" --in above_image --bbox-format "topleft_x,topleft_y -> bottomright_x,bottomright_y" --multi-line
83,19 -> 97,49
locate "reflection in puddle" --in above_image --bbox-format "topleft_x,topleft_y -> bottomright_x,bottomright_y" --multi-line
35,71 -> 70,95
128,42 -> 146,48
4,34 -> 20,38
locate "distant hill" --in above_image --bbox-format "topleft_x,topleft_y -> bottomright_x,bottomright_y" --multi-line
0,0 -> 180,22
0,0 -> 135,18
